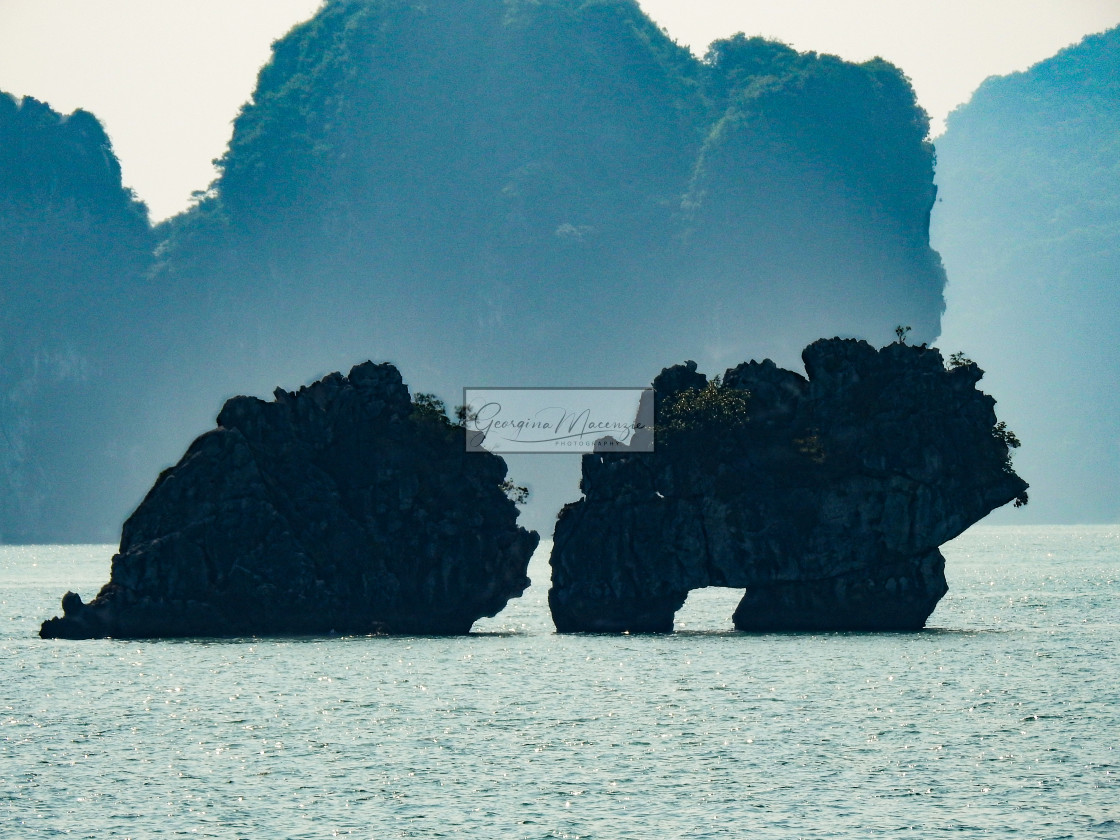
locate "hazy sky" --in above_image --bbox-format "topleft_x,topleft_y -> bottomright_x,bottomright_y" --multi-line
2,0 -> 1118,221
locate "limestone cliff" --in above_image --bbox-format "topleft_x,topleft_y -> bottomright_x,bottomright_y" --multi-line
549,339 -> 1028,632
41,363 -> 538,638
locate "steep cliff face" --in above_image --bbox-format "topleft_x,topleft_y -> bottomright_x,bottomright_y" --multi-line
549,339 -> 1027,633
683,40 -> 945,354
933,25 -> 1120,523
0,93 -> 154,543
40,362 -> 538,638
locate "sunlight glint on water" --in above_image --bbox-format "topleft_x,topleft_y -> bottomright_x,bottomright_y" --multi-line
2,526 -> 1118,838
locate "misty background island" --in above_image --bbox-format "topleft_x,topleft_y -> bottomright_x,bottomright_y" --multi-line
2,1 -> 1118,549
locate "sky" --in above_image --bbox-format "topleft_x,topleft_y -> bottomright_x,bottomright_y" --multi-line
1,0 -> 1119,222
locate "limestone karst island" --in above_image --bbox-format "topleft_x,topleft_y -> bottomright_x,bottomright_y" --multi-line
41,340 -> 1026,638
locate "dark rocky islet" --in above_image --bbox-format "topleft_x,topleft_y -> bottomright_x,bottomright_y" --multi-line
548,339 -> 1028,633
41,341 -> 1027,638
40,362 -> 539,639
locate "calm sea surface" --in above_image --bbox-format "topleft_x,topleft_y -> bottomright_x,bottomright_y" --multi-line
2,525 -> 1117,839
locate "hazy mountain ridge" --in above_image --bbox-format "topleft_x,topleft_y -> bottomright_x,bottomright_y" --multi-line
0,93 -> 154,542
3,0 -> 948,541
933,25 -> 1120,523
684,39 -> 943,357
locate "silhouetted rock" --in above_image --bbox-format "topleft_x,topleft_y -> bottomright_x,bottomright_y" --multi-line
549,339 -> 1028,632
40,362 -> 538,638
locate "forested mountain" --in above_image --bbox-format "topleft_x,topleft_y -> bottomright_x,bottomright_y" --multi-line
0,94 -> 153,542
683,37 -> 944,360
933,25 -> 1120,523
2,0 -> 947,540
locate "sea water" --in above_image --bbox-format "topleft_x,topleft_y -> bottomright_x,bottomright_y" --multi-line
1,525 -> 1117,838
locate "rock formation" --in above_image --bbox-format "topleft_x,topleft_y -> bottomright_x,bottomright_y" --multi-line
549,339 -> 1028,633
41,363 -> 538,639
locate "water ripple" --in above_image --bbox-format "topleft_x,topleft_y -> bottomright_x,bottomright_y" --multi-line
2,527 -> 1119,837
